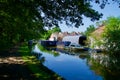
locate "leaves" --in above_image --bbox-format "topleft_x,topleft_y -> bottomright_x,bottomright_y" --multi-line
39,0 -> 103,27
0,0 -> 44,50
103,17 -> 120,56
84,25 -> 96,36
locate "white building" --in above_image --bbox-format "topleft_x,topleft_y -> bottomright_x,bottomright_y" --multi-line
62,35 -> 87,46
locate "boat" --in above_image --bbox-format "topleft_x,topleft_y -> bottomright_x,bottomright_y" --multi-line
65,43 -> 85,51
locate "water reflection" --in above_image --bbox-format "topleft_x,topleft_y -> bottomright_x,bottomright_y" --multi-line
31,45 -> 45,63
32,45 -> 120,80
32,45 -> 103,80
88,53 -> 120,80
48,48 -> 89,60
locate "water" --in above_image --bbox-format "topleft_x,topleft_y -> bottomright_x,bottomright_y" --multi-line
32,45 -> 103,80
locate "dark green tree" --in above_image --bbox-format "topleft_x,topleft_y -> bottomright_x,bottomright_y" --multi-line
38,0 -> 120,27
0,0 -> 45,50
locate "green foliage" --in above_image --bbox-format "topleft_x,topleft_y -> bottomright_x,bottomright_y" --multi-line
42,27 -> 61,40
0,0 -> 45,50
39,0 -> 120,27
39,0 -> 103,27
103,17 -> 120,56
84,25 -> 96,36
37,44 -> 47,52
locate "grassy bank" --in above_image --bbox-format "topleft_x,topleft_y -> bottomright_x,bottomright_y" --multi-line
19,43 -> 64,80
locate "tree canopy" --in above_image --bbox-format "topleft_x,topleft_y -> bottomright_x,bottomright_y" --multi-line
0,0 -> 45,50
0,0 -> 120,50
35,0 -> 120,27
103,17 -> 120,56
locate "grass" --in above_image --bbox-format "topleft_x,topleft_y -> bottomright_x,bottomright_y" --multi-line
37,44 -> 60,57
19,43 -> 64,80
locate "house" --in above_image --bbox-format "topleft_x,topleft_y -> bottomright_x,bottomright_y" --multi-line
62,35 -> 87,46
49,32 -> 59,41
49,32 -> 83,41
47,32 -> 87,48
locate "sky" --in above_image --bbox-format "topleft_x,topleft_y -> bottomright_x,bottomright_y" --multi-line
59,1 -> 120,32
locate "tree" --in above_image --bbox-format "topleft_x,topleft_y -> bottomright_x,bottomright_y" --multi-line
38,0 -> 120,27
0,0 -> 45,50
41,0 -> 120,27
42,27 -> 61,40
103,17 -> 120,56
1,0 -> 120,50
84,25 -> 96,36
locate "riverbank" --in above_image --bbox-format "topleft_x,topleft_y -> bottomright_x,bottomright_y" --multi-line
19,43 -> 64,80
0,43 -> 64,80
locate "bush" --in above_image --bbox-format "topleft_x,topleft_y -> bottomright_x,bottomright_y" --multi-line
103,17 -> 120,56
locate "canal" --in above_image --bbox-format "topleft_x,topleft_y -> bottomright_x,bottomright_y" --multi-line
32,45 -> 120,80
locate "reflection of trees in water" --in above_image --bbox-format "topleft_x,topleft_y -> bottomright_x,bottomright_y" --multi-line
31,45 -> 46,63
31,52 -> 45,63
88,53 -> 120,80
48,47 -> 89,59
59,49 -> 89,60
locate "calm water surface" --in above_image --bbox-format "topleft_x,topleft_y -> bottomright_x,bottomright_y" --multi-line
33,45 -> 103,80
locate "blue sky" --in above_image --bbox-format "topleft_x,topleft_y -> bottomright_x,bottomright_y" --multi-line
59,1 -> 120,32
